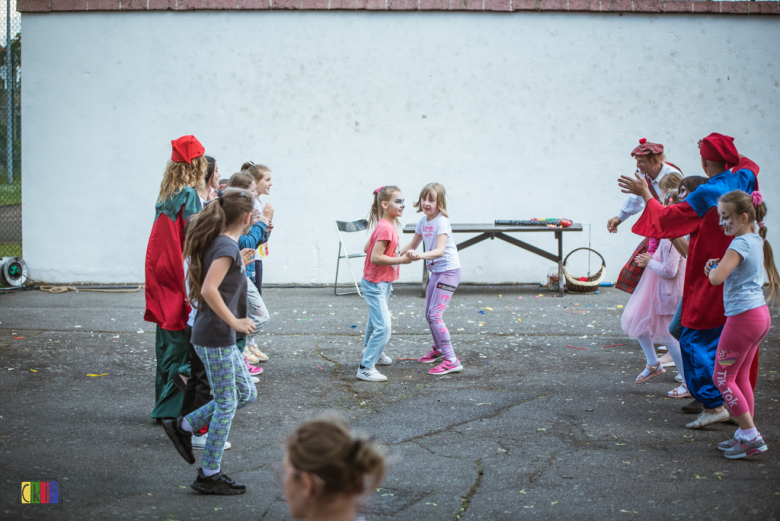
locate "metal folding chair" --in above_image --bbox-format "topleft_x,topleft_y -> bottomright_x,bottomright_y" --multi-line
334,219 -> 368,297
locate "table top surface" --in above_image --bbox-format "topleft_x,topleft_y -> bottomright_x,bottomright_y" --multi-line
402,223 -> 584,233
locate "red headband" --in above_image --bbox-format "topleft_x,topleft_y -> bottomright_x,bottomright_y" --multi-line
700,132 -> 739,169
171,135 -> 205,164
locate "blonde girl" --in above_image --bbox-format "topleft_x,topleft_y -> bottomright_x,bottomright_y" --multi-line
279,416 -> 385,521
705,190 -> 779,459
163,188 -> 257,495
242,162 -> 274,296
401,183 -> 463,375
357,186 -> 414,382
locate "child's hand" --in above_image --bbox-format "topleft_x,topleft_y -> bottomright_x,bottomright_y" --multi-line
406,250 -> 419,260
233,317 -> 256,336
266,220 -> 274,231
263,203 -> 275,221
241,248 -> 255,266
704,258 -> 720,276
634,253 -> 652,267
207,189 -> 218,202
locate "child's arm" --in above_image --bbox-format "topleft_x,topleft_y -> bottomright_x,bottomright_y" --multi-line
239,221 -> 268,250
706,249 -> 743,286
413,234 -> 448,261
400,233 -> 423,256
201,257 -> 256,335
371,240 -> 413,266
670,237 -> 689,258
646,243 -> 681,280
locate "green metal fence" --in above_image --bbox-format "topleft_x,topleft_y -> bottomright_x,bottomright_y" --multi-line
0,0 -> 20,259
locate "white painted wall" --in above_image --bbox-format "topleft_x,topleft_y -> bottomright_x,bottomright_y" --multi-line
22,11 -> 780,284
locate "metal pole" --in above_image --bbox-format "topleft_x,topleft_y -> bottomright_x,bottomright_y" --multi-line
5,0 -> 12,184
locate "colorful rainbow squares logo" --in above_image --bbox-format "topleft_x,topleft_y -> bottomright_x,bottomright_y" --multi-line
21,482 -> 59,504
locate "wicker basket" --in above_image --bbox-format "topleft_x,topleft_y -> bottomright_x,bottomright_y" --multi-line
562,248 -> 606,294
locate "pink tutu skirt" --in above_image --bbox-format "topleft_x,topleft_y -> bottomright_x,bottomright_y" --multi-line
621,267 -> 675,345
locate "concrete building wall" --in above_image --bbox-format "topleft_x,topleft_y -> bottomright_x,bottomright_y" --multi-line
21,11 -> 780,284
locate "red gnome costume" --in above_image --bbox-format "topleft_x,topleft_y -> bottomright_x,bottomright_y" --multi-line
614,139 -> 683,293
144,135 -> 205,420
621,133 -> 760,417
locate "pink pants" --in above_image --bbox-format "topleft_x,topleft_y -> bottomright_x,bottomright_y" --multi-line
425,269 -> 461,360
713,305 -> 771,417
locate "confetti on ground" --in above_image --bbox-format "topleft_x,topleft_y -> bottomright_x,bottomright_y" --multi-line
13,337 -> 23,340
395,356 -> 419,361
317,366 -> 323,370
617,305 -> 624,309
517,318 -> 522,322
484,307 -> 493,311
567,345 -> 587,350
350,325 -> 357,328
30,369 -> 37,372
86,373 -> 109,377
478,310 -> 486,314
483,360 -> 493,366
602,344 -> 627,348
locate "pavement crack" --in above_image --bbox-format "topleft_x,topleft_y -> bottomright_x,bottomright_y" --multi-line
454,459 -> 484,520
528,451 -> 557,484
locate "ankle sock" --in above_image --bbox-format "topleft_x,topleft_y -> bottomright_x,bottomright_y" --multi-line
181,417 -> 193,433
202,467 -> 220,477
740,427 -> 759,441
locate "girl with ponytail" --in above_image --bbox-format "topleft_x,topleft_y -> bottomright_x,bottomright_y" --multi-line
279,416 -> 386,521
705,190 -> 778,459
358,186 -> 415,382
163,188 -> 259,495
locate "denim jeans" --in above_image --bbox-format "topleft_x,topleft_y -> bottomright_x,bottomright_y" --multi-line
669,299 -> 683,341
361,278 -> 393,370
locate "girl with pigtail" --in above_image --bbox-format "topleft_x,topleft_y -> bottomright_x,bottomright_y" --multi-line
163,188 -> 258,495
705,190 -> 779,459
357,186 -> 415,382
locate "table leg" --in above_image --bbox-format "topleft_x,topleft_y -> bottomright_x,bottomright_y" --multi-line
557,231 -> 564,297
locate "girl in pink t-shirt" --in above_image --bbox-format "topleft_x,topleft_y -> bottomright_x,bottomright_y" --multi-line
357,186 -> 415,382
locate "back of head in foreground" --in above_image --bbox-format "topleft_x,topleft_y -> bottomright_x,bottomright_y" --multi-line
282,415 -> 385,521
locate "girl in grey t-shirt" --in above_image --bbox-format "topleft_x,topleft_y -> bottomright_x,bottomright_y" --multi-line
162,188 -> 259,494
705,190 -> 779,459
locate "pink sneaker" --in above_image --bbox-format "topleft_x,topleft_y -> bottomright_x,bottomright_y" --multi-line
428,358 -> 463,375
245,358 -> 263,376
419,349 -> 443,364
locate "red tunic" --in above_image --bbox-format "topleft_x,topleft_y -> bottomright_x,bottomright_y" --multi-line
631,157 -> 759,330
143,188 -> 201,331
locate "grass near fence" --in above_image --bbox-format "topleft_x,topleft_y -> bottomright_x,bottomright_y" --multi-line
0,243 -> 22,257
0,181 -> 21,207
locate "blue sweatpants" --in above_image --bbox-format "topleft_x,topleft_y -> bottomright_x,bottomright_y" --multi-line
680,326 -> 724,409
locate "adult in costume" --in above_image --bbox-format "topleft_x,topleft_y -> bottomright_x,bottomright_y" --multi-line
145,135 -> 207,420
609,139 -> 682,293
618,133 -> 759,429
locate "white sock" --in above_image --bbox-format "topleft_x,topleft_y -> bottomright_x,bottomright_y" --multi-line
637,335 -> 659,377
665,338 -> 685,383
740,427 -> 759,441
734,428 -> 743,439
181,417 -> 193,433
202,467 -> 220,477
447,357 -> 457,363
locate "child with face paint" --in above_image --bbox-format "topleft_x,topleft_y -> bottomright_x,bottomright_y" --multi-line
401,183 -> 463,375
705,190 -> 779,459
620,181 -> 686,388
357,186 -> 415,382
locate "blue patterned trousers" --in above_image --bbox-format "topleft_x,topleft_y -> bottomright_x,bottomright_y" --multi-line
185,345 -> 257,471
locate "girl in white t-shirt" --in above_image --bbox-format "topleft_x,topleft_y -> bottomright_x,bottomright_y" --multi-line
401,183 -> 463,376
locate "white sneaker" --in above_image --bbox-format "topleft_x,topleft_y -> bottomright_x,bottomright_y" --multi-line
685,409 -> 730,429
356,366 -> 387,382
251,376 -> 260,384
363,348 -> 392,366
191,433 -> 232,450
377,352 -> 392,366
675,373 -> 683,383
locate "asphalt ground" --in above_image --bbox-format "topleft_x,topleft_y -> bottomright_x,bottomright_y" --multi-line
1,285 -> 779,520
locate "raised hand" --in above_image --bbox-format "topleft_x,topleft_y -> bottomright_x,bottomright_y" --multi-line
263,203 -> 274,221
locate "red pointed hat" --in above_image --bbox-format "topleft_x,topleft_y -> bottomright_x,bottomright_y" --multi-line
171,135 -> 205,164
700,133 -> 739,169
631,138 -> 664,157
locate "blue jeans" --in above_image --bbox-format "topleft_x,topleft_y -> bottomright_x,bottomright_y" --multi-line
669,299 -> 684,341
361,278 -> 393,370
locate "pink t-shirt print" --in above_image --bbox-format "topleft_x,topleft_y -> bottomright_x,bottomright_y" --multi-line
363,219 -> 400,283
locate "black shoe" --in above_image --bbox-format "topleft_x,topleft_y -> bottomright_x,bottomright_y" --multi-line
190,468 -> 246,495
162,416 -> 195,465
681,399 -> 704,414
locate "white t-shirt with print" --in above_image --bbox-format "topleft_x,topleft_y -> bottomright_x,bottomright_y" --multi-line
415,213 -> 461,273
